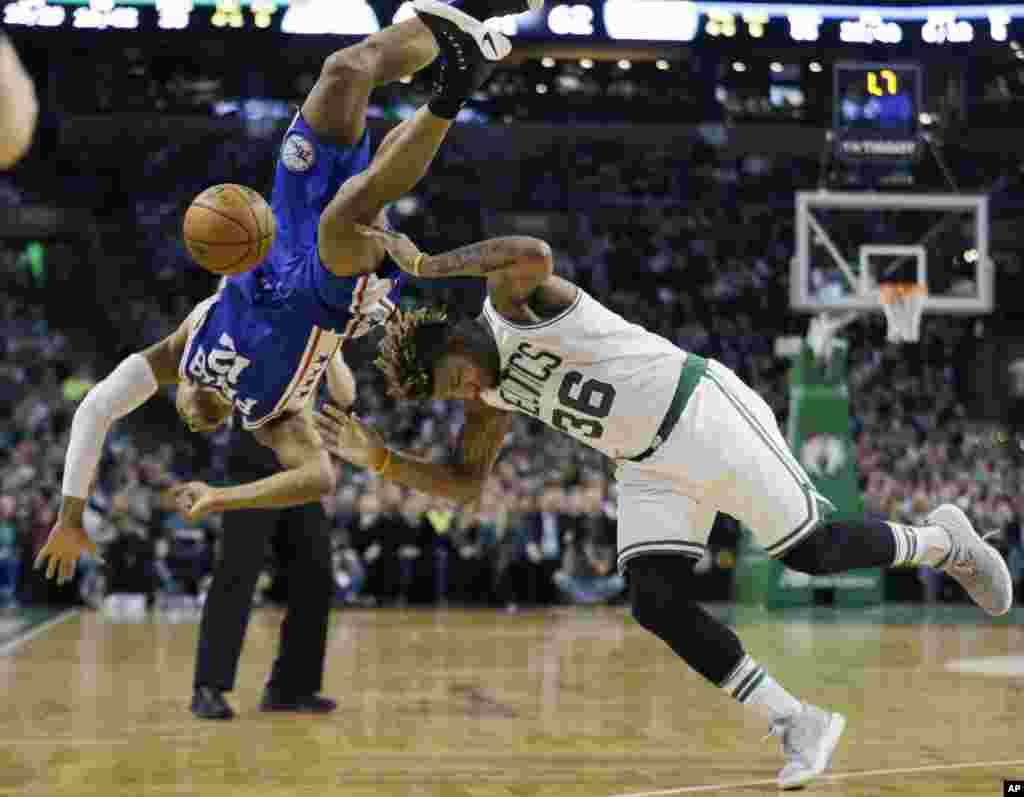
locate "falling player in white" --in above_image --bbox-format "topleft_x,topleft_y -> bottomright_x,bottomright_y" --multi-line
315,226 -> 1013,790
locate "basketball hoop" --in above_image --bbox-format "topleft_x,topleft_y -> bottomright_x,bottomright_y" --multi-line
879,283 -> 926,343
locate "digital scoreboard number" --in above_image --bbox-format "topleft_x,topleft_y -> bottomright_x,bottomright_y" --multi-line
833,62 -> 921,162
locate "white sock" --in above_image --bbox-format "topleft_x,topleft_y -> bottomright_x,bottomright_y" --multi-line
720,655 -> 802,723
888,522 -> 953,567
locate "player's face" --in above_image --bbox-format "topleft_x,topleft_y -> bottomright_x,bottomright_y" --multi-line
431,352 -> 494,401
176,380 -> 233,433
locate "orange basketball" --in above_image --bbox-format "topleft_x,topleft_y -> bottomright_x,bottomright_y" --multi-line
183,183 -> 276,275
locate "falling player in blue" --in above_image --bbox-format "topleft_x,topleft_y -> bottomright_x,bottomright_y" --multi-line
36,0 -> 536,580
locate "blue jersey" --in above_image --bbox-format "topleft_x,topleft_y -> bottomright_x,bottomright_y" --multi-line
180,114 -> 401,430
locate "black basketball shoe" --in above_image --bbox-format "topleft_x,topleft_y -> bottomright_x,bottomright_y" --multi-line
414,0 -> 511,118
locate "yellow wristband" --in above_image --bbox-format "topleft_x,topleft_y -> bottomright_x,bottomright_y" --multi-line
412,253 -> 425,277
372,448 -> 393,476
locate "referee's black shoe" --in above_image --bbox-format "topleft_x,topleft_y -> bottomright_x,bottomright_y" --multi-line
191,687 -> 235,720
259,688 -> 338,714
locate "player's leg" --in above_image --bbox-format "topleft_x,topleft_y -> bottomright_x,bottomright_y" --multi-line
616,477 -> 844,790
301,18 -> 440,150
316,4 -> 510,271
0,32 -> 38,169
706,360 -> 1013,617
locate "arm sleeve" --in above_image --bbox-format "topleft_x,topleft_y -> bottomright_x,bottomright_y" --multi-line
61,353 -> 160,499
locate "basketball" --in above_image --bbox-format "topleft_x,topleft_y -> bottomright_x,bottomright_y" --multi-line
183,183 -> 276,275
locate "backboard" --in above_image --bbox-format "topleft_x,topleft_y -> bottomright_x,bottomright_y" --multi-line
791,191 -> 992,315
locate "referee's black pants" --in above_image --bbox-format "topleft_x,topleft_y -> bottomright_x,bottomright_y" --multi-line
193,426 -> 334,697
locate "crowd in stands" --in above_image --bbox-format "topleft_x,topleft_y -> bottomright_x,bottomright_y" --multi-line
1,119 -> 1022,613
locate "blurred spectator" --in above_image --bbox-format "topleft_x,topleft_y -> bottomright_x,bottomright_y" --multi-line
524,482 -> 567,606
0,495 -> 18,607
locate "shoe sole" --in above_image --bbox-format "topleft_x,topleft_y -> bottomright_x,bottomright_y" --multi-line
778,712 -> 846,790
413,0 -> 512,60
929,504 -> 1013,616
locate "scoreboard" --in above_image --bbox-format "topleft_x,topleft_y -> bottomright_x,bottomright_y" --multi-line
833,62 -> 921,162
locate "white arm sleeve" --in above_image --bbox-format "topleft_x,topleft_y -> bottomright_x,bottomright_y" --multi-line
61,353 -> 160,499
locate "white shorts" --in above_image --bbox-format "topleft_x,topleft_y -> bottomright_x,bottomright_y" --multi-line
615,359 -> 834,573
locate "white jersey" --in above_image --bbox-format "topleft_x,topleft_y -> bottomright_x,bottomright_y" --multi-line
479,288 -> 684,459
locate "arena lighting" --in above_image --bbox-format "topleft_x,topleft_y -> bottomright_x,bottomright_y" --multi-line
732,60 -> 746,71
535,82 -> 549,93
788,7 -> 821,40
157,0 -> 192,29
285,0 -> 378,33
604,0 -> 699,41
579,57 -> 594,68
809,61 -> 823,72
547,3 -> 593,35
541,56 -> 556,67
617,58 -> 631,69
4,0 -> 67,26
656,59 -> 670,70
990,9 -> 1010,39
770,61 -> 783,72
73,0 -> 138,28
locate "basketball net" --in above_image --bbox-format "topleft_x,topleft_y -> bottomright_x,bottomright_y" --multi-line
878,283 -> 926,343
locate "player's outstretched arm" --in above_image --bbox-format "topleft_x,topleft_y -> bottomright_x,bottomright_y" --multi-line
314,401 -> 510,505
357,226 -> 554,304
37,326 -> 187,583
171,407 -> 336,520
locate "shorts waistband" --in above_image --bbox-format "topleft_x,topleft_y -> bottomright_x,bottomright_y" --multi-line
628,354 -> 708,463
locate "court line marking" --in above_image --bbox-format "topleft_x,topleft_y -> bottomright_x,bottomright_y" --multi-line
0,608 -> 79,656
609,758 -> 1024,797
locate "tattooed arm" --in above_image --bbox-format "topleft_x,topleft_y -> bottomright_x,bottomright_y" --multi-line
357,226 -> 554,306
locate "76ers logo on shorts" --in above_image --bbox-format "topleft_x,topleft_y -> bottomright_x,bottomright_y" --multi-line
281,132 -> 315,174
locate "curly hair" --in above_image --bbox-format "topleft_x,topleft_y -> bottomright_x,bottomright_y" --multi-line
374,307 -> 454,399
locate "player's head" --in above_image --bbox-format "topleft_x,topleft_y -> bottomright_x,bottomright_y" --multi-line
376,308 -> 500,401
175,380 -> 233,433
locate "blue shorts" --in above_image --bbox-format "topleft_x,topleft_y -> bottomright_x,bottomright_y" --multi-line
271,113 -> 371,258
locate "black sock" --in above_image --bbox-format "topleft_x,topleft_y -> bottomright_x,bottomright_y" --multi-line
427,96 -> 465,121
628,554 -> 744,684
780,518 -> 896,575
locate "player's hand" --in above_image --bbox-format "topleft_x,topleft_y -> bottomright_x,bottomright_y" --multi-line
354,224 -> 424,276
314,403 -> 387,469
167,481 -> 223,521
34,525 -> 99,585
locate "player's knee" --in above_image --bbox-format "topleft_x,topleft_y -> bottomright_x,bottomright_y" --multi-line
779,525 -> 839,575
320,44 -> 378,93
628,555 -> 690,633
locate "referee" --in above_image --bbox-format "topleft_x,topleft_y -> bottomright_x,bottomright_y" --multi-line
190,355 -> 354,720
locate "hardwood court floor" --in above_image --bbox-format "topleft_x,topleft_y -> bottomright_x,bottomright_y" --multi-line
1,604 -> 1022,797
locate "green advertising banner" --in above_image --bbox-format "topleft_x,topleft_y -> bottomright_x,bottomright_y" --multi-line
735,340 -> 884,608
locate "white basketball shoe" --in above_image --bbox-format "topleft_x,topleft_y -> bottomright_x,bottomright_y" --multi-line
768,703 -> 846,790
928,503 -> 1013,617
